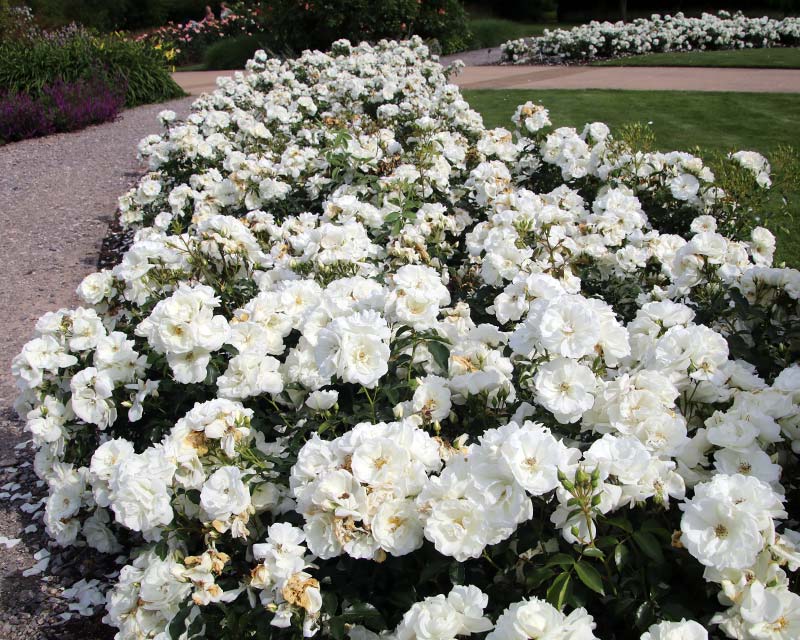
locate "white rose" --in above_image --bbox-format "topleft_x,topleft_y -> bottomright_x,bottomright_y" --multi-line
305,389 -> 339,412
412,376 -> 451,422
77,271 -> 115,305
371,499 -> 424,556
534,358 -> 597,424
200,466 -> 251,522
641,619 -> 707,640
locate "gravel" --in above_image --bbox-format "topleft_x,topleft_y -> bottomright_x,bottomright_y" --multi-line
0,96 -> 194,640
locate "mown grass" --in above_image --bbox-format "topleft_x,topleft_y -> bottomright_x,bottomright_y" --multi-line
464,88 -> 800,265
593,47 -> 800,69
466,18 -> 572,50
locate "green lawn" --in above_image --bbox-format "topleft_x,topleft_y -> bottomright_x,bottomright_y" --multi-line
465,18 -> 572,50
464,89 -> 800,266
593,47 -> 800,69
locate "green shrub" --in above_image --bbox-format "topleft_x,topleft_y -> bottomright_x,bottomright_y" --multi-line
203,34 -> 270,69
491,0 -> 556,21
467,17 -> 556,49
234,0 -> 471,55
417,0 -> 472,54
0,31 -> 185,107
142,6 -> 262,66
164,0 -> 207,22
29,0 -> 206,31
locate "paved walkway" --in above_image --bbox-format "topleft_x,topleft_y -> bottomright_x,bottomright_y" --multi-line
0,96 -> 194,640
174,65 -> 800,95
440,47 -> 503,66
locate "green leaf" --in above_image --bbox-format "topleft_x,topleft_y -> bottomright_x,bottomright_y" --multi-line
634,601 -> 656,629
640,520 -> 670,538
660,601 -> 696,621
330,601 -> 386,639
604,516 -> 633,533
574,560 -> 605,595
322,592 -> 339,616
388,587 -> 418,612
546,572 -> 571,610
383,384 -> 400,405
428,340 -> 450,373
594,535 -> 619,549
582,546 -> 605,560
544,553 -> 576,569
168,603 -> 192,638
633,531 -> 664,563
449,561 -> 465,585
187,614 -> 204,637
419,557 -> 449,583
525,566 -> 555,589
154,537 -> 169,560
614,543 -> 630,569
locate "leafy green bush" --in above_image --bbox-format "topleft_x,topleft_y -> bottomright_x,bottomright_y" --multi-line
28,0 -> 208,31
416,0 -> 472,54
234,0 -> 471,55
0,31 -> 185,107
203,33 -> 271,69
467,17 -> 558,49
140,6 -> 262,66
491,0 -> 557,21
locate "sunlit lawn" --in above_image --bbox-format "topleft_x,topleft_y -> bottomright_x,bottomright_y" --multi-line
465,88 -> 800,266
593,47 -> 800,68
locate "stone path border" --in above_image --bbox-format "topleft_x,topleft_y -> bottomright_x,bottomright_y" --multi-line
174,65 -> 800,94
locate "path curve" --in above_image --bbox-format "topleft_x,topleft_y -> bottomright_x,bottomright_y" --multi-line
174,65 -> 800,94
0,96 -> 193,640
453,64 -> 800,92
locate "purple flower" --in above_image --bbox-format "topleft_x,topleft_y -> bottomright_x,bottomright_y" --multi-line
0,75 -> 126,144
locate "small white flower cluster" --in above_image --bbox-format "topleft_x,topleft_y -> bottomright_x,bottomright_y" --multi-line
104,550 -> 192,639
350,585 -> 492,640
730,150 -> 772,188
291,420 -> 443,559
487,596 -> 598,640
502,11 -> 800,64
251,523 -> 322,636
13,36 -> 800,640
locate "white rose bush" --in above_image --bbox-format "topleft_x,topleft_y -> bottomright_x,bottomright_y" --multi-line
502,11 -> 800,64
12,37 -> 800,639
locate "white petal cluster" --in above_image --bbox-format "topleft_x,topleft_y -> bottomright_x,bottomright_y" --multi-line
419,421 -> 582,560
680,474 -> 786,570
395,585 -> 492,640
502,12 -> 800,64
292,420 -> 442,560
487,597 -> 598,640
251,523 -> 322,635
135,283 -> 230,384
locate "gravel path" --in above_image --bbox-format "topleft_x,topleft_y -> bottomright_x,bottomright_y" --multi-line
0,96 -> 194,640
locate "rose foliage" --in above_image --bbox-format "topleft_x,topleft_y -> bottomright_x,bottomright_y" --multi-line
12,37 -> 800,640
